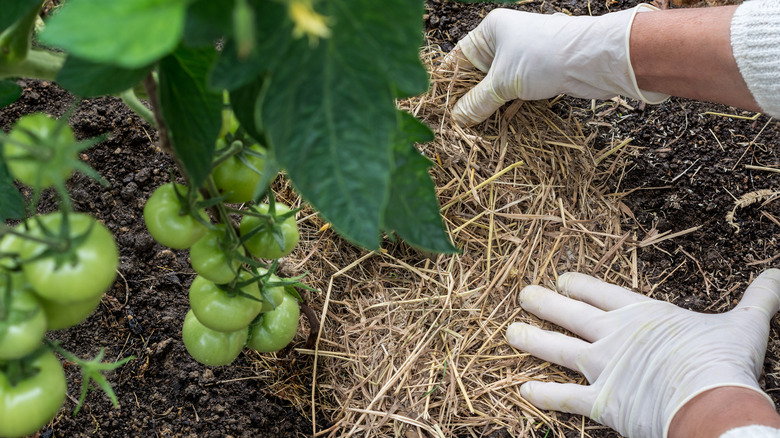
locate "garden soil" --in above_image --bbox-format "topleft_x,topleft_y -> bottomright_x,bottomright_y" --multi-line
1,0 -> 778,437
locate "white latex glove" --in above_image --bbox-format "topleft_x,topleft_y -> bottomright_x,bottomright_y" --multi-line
507,269 -> 780,438
446,4 -> 669,126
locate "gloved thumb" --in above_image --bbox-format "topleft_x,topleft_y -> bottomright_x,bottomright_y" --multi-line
519,381 -> 596,418
452,72 -> 508,126
734,268 -> 780,318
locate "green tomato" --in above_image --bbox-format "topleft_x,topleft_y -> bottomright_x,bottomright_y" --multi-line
212,143 -> 265,204
1,113 -> 76,189
247,292 -> 300,353
0,276 -> 46,360
240,203 -> 300,260
259,282 -> 286,313
182,310 -> 247,366
189,226 -> 245,285
217,110 -> 240,139
0,350 -> 67,438
20,212 -> 118,304
0,230 -> 24,270
188,273 -> 263,332
38,292 -> 103,331
143,183 -> 208,249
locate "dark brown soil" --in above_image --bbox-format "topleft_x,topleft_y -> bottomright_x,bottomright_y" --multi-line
2,1 -> 778,437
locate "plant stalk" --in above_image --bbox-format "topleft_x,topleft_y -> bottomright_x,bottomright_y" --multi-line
119,89 -> 156,128
0,49 -> 64,82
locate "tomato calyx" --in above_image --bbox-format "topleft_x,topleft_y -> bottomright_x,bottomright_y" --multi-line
44,339 -> 134,415
214,277 -> 259,301
0,345 -> 50,387
21,211 -> 96,270
252,262 -> 311,304
239,199 -> 301,254
0,111 -> 108,192
0,273 -> 39,331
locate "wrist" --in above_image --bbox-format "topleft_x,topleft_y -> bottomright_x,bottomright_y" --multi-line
628,5 -> 760,112
669,386 -> 780,438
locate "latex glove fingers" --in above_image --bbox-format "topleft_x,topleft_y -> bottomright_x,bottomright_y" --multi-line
518,284 -> 612,342
733,268 -> 780,317
440,46 -> 477,72
557,272 -> 653,310
519,380 -> 597,418
507,322 -> 607,382
452,70 -> 512,127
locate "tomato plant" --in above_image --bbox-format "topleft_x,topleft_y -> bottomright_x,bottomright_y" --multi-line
143,183 -> 208,250
247,292 -> 300,353
20,212 -> 119,304
188,273 -> 263,333
182,310 -> 248,367
0,350 -> 67,438
240,202 -> 300,260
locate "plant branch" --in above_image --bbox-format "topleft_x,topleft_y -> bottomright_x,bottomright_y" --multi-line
142,72 -> 189,183
119,89 -> 156,128
0,49 -> 64,81
141,73 -> 171,154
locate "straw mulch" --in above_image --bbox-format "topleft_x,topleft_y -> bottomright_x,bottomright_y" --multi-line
262,47 -> 677,437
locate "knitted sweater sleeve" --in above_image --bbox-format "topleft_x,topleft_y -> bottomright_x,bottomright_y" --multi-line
720,425 -> 780,438
731,0 -> 780,118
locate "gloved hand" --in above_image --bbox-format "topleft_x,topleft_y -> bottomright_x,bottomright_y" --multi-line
446,4 -> 669,126
507,269 -> 780,438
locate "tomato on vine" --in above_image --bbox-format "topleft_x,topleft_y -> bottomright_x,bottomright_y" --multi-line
143,183 -> 208,250
259,279 -> 286,313
189,225 -> 245,285
38,291 -> 104,331
0,229 -> 24,270
1,113 -> 76,189
0,274 -> 46,360
0,350 -> 67,437
189,272 -> 263,333
247,292 -> 300,353
240,202 -> 300,260
182,310 -> 248,366
20,212 -> 119,304
212,141 -> 266,204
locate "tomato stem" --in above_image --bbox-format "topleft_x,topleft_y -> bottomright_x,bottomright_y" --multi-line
142,73 -> 189,182
119,89 -> 156,128
0,49 -> 64,82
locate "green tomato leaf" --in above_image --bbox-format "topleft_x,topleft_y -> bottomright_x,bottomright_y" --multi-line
210,39 -> 266,91
39,0 -> 187,68
210,2 -> 288,91
385,112 -> 457,253
0,0 -> 41,33
56,56 -> 153,97
229,75 -> 266,143
158,46 -> 223,189
182,0 -> 234,47
0,157 -> 25,222
0,80 -> 21,107
254,0 -> 429,249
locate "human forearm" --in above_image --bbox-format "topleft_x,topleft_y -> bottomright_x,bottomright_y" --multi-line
629,5 -> 760,112
669,386 -> 780,438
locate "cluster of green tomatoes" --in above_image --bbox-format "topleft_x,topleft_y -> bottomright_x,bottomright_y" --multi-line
143,112 -> 303,367
0,113 -> 122,437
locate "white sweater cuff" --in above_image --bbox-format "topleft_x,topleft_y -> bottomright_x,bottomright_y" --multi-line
721,425 -> 780,438
731,0 -> 780,119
